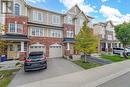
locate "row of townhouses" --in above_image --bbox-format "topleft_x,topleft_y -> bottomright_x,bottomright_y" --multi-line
93,21 -> 123,52
0,0 -> 122,59
0,0 -> 94,59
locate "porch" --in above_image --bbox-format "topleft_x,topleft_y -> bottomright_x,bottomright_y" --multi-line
0,34 -> 28,59
101,41 -> 123,52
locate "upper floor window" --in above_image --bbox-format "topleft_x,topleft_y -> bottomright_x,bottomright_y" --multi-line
67,31 -> 74,38
67,16 -> 73,24
107,35 -> 112,40
9,23 -> 15,32
32,11 -> 43,22
52,15 -> 60,25
31,27 -> 44,36
15,3 -> 20,16
8,23 -> 23,33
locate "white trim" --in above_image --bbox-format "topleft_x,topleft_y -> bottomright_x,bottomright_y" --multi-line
30,43 -> 45,47
50,43 -> 62,46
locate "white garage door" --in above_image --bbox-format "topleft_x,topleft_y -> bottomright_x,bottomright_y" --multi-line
29,43 -> 45,53
49,44 -> 63,58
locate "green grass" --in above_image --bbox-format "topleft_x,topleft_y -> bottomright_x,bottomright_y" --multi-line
73,60 -> 102,69
101,55 -> 130,62
0,69 -> 19,87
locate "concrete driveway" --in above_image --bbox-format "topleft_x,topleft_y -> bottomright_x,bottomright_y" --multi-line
8,58 -> 84,87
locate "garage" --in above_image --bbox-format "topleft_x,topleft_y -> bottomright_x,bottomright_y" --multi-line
49,44 -> 63,58
29,43 -> 45,53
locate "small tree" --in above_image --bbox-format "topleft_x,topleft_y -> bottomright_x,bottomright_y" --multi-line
115,22 -> 130,58
74,21 -> 99,62
0,40 -> 9,56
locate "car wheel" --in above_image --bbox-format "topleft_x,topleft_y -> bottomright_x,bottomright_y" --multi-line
24,69 -> 29,72
44,62 -> 47,69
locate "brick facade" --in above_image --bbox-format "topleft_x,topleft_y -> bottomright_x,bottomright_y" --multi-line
5,15 -> 28,35
63,24 -> 75,38
29,37 -> 63,57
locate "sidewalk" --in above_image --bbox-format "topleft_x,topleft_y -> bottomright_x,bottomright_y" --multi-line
17,60 -> 130,87
0,60 -> 22,71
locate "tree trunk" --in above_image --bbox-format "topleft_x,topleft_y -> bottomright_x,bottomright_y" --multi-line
123,45 -> 128,59
84,53 -> 90,63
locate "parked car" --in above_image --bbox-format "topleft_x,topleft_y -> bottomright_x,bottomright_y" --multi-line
113,48 -> 124,55
125,48 -> 130,56
113,48 -> 130,56
24,51 -> 47,72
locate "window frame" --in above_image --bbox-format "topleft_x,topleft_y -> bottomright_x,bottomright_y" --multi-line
14,3 -> 20,16
67,31 -> 74,38
51,31 -> 61,38
67,16 -> 73,24
30,27 -> 44,37
8,23 -> 23,34
52,15 -> 60,25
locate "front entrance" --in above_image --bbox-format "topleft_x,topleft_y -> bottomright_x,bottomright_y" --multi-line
7,42 -> 27,59
49,44 -> 63,58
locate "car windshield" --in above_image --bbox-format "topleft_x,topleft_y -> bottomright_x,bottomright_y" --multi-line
28,55 -> 43,59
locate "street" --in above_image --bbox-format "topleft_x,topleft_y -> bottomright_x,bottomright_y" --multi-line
8,58 -> 84,87
97,72 -> 130,87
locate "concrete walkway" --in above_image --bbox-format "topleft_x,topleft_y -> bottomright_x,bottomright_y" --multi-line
17,60 -> 130,87
0,60 -> 21,71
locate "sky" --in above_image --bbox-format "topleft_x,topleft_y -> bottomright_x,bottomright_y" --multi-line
26,0 -> 130,25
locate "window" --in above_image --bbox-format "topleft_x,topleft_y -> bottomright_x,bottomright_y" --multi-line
38,12 -> 42,21
32,11 -> 43,21
8,23 -> 23,33
67,31 -> 74,38
9,23 -> 15,32
32,11 -> 37,20
15,3 -> 20,16
17,45 -> 21,51
17,24 -> 23,33
107,35 -> 112,40
51,31 -> 61,38
10,45 -> 14,51
31,27 -> 44,36
67,16 -> 73,24
52,15 -> 60,25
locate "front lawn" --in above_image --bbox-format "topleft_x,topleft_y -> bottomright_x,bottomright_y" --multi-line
101,55 -> 130,62
73,60 -> 102,69
0,69 -> 19,87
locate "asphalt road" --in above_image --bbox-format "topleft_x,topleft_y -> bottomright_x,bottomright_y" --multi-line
88,56 -> 112,65
8,58 -> 83,87
97,72 -> 130,87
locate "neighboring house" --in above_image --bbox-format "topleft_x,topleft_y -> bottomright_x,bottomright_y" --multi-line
0,0 -> 93,59
0,0 -> 28,59
93,21 -> 123,52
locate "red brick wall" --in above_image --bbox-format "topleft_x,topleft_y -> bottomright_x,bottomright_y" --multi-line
5,15 -> 28,35
63,24 -> 75,38
29,37 -> 63,57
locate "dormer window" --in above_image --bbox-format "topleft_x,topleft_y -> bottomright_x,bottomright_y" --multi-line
15,3 -> 20,16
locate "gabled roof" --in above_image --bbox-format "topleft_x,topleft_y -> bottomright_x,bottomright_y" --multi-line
94,21 -> 114,27
65,4 -> 94,21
